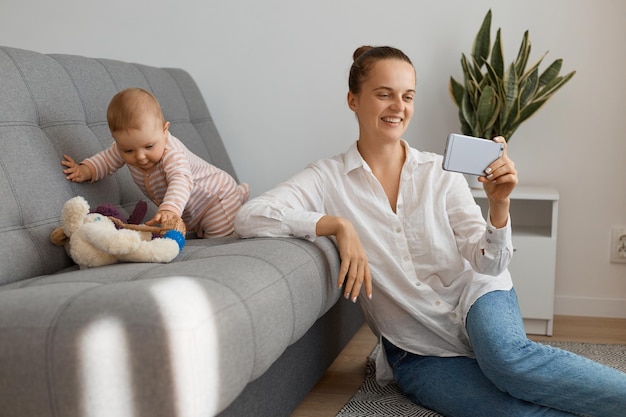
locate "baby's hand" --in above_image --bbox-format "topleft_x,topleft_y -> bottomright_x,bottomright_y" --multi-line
146,210 -> 178,226
62,155 -> 91,183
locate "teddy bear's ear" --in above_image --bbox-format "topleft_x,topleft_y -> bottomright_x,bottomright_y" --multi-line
62,196 -> 91,236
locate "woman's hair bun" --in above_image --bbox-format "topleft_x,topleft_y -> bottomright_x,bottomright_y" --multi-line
353,46 -> 373,62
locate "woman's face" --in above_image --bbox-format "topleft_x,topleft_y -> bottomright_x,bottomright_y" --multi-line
347,59 -> 416,144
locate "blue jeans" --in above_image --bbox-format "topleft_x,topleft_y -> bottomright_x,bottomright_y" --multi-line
383,289 -> 626,417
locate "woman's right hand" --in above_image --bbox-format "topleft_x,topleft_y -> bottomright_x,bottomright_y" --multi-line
316,215 -> 372,302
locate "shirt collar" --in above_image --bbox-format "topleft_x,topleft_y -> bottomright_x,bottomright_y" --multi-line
343,141 -> 365,174
343,139 -> 421,175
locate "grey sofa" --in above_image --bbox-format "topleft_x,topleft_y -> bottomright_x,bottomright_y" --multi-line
0,45 -> 363,417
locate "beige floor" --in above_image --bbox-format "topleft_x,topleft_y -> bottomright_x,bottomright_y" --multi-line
290,315 -> 626,417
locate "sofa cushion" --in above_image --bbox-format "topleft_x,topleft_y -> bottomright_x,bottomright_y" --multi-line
0,236 -> 341,416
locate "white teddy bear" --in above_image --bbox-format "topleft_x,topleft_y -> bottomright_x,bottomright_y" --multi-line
53,196 -> 183,269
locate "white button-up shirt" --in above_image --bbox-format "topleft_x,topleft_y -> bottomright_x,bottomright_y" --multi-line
234,140 -> 513,383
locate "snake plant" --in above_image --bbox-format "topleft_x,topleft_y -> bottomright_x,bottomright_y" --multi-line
449,10 -> 576,141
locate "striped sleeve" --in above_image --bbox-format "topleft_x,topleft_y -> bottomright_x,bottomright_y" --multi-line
158,148 -> 194,216
82,142 -> 125,182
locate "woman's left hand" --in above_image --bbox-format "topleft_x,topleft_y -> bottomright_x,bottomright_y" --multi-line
480,136 -> 518,201
479,136 -> 518,228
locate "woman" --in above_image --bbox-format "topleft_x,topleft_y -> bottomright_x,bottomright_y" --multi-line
234,46 -> 626,417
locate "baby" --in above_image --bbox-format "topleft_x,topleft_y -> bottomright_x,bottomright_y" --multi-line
62,87 -> 249,238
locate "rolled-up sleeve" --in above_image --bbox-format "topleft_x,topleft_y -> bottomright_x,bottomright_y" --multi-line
234,165 -> 326,241
476,212 -> 514,274
445,172 -> 514,276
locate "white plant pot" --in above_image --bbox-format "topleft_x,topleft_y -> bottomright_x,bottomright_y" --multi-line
464,174 -> 483,189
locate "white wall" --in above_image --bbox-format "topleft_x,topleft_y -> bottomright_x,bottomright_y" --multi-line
2,0 -> 625,317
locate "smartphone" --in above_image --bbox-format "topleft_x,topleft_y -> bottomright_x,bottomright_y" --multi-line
442,133 -> 504,176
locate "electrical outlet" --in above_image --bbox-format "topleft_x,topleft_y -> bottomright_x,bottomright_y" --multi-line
610,226 -> 626,263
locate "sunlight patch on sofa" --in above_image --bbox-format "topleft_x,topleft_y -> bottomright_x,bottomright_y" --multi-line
79,317 -> 134,417
150,276 -> 219,417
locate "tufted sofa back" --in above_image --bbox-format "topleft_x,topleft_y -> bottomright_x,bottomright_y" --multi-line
0,46 -> 237,284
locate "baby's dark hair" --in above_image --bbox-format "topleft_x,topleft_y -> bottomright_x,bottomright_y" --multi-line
348,46 -> 413,94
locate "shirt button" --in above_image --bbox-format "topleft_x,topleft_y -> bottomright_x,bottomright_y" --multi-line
403,256 -> 410,261
435,300 -> 441,306
415,282 -> 421,287
304,235 -> 310,239
486,239 -> 492,243
488,229 -> 493,234
395,227 -> 402,233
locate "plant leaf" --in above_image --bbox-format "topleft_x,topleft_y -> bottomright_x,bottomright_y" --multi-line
461,54 -> 482,85
519,67 -> 539,109
490,28 -> 504,78
502,64 -> 519,124
515,71 -> 576,128
472,10 -> 492,67
517,98 -> 548,126
459,110 -> 473,136
449,76 -> 464,107
484,62 -> 503,93
538,59 -> 563,87
476,85 -> 500,137
534,71 -> 576,101
461,88 -> 479,136
514,31 -> 531,78
519,52 -> 546,79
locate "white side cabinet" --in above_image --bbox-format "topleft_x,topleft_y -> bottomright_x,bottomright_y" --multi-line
471,186 -> 559,335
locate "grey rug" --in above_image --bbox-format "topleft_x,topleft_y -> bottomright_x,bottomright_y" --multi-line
336,342 -> 626,417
